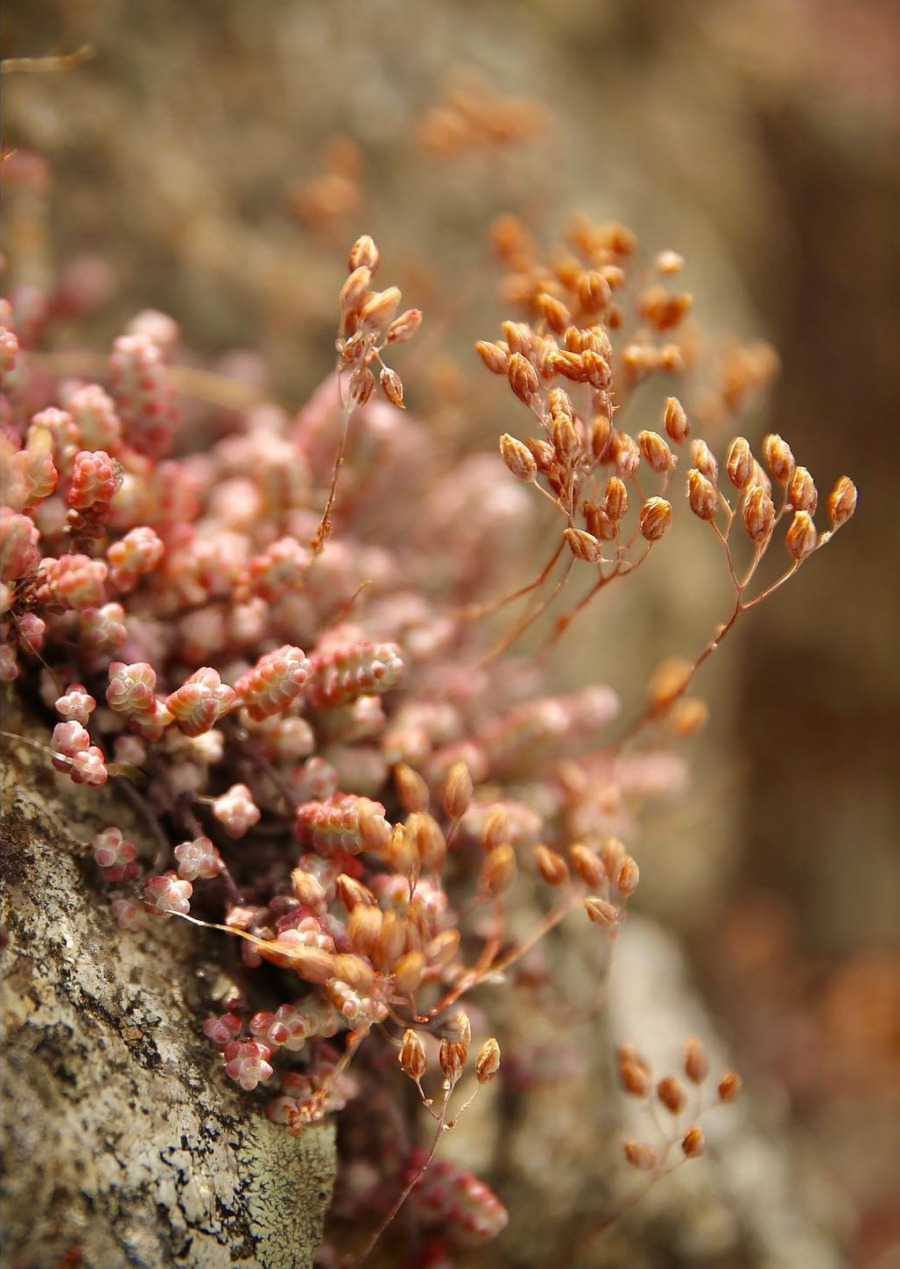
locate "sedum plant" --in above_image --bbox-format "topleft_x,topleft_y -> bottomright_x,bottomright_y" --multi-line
0,214 -> 856,1265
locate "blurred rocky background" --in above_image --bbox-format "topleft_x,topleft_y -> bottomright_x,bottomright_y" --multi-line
3,1 -> 898,1265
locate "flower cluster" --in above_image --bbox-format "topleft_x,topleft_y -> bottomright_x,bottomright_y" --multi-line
0,223 -> 855,1265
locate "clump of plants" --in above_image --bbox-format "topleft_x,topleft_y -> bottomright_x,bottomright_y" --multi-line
1,206 -> 856,1264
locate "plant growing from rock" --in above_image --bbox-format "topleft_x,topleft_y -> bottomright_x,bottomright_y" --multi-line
1,208 -> 856,1266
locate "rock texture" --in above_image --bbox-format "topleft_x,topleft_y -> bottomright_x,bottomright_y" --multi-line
0,701 -> 335,1269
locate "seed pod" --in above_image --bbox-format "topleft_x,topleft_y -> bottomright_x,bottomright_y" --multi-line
726,437 -> 754,490
399,1028 -> 427,1080
407,812 -> 447,872
577,269 -> 612,312
348,904 -> 383,956
614,433 -> 641,480
348,235 -> 379,274
582,348 -> 612,390
502,321 -> 534,356
475,340 -> 509,375
386,308 -> 422,343
600,835 -> 626,878
336,874 -> 377,911
717,1070 -> 742,1102
620,1059 -> 651,1096
785,510 -> 817,560
788,465 -> 817,512
393,950 -> 426,996
481,844 -> 517,895
291,868 -> 327,909
380,366 -> 405,409
827,476 -> 857,527
623,1140 -> 658,1171
565,527 -> 603,563
639,497 -> 673,542
616,856 -> 640,897
349,366 -> 376,407
533,843 -> 569,885
604,476 -> 628,521
663,396 -> 689,443
639,430 -> 674,474
569,842 -> 605,887
361,286 -> 402,327
536,292 -> 570,334
442,761 -> 473,821
590,412 -> 613,460
691,438 -> 718,482
395,763 -> 429,813
500,433 -> 537,481
339,266 -> 372,311
741,484 -> 774,542
331,953 -> 375,993
684,1036 -> 709,1084
687,468 -> 719,521
763,433 -> 794,484
426,928 -> 461,968
657,1076 -> 688,1113
507,352 -> 540,405
440,1038 -> 466,1084
682,1125 -> 706,1158
583,895 -> 618,927
476,1037 -> 502,1083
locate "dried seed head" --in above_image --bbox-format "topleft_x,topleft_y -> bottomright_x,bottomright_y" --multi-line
442,761 -> 473,821
616,856 -> 640,897
395,763 -> 429,813
663,396 -> 690,443
348,235 -> 379,274
399,1028 -> 427,1080
788,465 -> 817,513
682,1125 -> 706,1158
476,1037 -> 501,1083
683,1036 -> 710,1084
717,1070 -> 742,1102
476,340 -> 509,375
741,484 -> 775,542
726,437 -> 754,490
639,497 -> 673,542
569,842 -> 606,887
657,1076 -> 688,1113
481,844 -> 517,895
533,843 -> 569,885
623,1140 -> 658,1171
565,527 -> 603,564
691,438 -> 718,482
379,366 -> 405,409
827,476 -> 857,527
386,308 -> 422,343
500,433 -> 538,482
785,510 -> 817,560
583,895 -> 618,928
763,433 -> 795,484
508,352 -> 540,405
687,468 -> 719,521
604,476 -> 628,522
